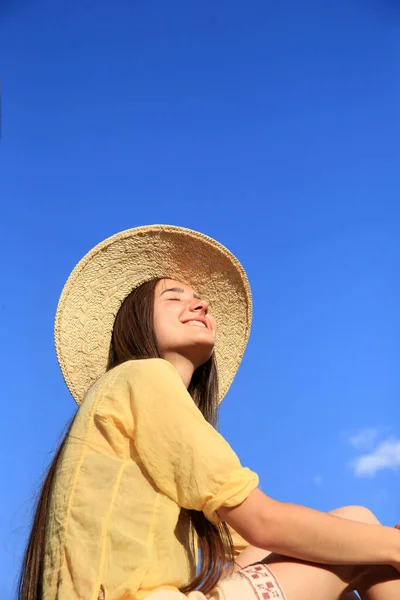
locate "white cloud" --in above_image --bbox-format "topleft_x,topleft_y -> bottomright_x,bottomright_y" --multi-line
350,438 -> 400,477
348,428 -> 379,451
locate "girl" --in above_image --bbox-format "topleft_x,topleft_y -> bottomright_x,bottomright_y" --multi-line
19,225 -> 400,600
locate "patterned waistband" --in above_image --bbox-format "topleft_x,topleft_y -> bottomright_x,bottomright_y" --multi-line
235,563 -> 286,600
98,563 -> 287,600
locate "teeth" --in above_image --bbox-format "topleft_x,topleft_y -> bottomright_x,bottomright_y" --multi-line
186,320 -> 206,328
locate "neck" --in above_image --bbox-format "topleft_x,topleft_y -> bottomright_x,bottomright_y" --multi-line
162,353 -> 196,388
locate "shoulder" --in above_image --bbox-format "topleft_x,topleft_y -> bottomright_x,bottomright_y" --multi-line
83,359 -> 181,421
82,359 -> 187,423
84,359 -> 179,404
100,358 -> 183,399
112,358 -> 179,382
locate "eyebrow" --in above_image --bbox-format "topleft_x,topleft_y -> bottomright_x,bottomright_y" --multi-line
160,287 -> 202,300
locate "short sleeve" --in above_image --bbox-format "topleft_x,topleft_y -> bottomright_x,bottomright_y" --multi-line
113,359 -> 259,524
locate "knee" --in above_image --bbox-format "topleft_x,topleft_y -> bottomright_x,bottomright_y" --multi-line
329,505 -> 380,525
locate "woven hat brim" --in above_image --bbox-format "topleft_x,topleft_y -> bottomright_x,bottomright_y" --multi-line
54,225 -> 252,405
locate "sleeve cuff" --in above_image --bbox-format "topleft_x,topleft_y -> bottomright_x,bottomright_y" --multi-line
202,468 -> 259,525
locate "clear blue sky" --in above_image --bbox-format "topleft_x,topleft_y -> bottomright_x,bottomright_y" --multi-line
1,1 -> 399,597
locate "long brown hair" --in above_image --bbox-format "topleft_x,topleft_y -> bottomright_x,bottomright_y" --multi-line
18,278 -> 235,598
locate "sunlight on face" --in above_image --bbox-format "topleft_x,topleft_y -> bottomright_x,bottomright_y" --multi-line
153,278 -> 216,369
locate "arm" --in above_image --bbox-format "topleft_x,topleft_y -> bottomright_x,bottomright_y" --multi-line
217,488 -> 400,568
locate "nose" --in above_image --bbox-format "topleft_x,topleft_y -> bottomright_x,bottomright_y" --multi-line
189,297 -> 209,315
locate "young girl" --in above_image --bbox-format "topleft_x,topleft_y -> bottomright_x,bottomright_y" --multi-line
19,225 -> 400,600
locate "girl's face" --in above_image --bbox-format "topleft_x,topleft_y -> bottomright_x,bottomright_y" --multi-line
153,278 -> 217,369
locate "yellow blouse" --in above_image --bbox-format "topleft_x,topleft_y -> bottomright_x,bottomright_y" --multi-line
43,358 -> 259,600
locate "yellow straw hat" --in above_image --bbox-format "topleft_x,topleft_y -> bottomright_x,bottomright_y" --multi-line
54,225 -> 252,405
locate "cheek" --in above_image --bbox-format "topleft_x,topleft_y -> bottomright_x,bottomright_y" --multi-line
153,307 -> 166,342
153,306 -> 181,343
153,319 -> 171,352
153,312 -> 167,336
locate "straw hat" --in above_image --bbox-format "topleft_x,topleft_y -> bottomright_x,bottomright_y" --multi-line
54,224 -> 252,405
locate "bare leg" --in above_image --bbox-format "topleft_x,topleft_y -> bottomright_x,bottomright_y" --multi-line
229,525 -> 364,598
356,565 -> 400,600
331,507 -> 400,600
228,505 -> 400,600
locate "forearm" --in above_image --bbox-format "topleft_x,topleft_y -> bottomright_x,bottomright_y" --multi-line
262,501 -> 400,566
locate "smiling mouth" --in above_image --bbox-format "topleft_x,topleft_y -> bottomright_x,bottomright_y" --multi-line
184,320 -> 207,328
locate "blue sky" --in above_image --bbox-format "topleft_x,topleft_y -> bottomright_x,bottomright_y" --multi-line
1,0 -> 400,596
